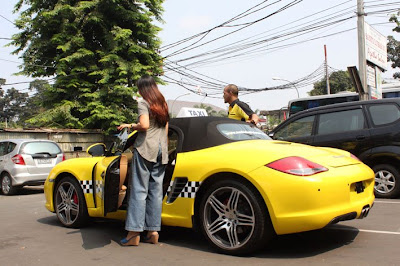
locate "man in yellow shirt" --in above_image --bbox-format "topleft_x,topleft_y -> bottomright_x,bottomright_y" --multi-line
223,84 -> 259,124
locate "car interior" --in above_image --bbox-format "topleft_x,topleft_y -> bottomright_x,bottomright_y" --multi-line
108,129 -> 179,212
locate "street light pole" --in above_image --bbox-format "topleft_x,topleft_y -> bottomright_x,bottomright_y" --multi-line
272,77 -> 300,98
171,93 -> 190,117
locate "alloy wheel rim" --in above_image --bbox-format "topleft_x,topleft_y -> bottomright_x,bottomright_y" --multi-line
375,170 -> 395,194
2,176 -> 10,194
203,187 -> 255,250
56,182 -> 79,225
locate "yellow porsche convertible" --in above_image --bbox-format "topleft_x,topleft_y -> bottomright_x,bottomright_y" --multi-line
44,116 -> 374,255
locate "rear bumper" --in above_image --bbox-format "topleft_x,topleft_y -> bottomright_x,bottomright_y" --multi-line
11,172 -> 48,186
326,203 -> 373,226
248,163 -> 375,235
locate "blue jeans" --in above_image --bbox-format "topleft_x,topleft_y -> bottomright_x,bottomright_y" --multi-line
125,147 -> 166,232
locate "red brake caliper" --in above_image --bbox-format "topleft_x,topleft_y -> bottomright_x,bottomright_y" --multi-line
73,193 -> 78,204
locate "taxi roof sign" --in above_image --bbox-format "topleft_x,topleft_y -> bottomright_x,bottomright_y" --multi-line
176,107 -> 208,118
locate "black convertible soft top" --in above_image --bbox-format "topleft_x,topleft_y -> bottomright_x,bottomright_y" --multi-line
169,116 -> 248,152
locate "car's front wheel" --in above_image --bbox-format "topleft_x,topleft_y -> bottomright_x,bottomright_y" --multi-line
199,179 -> 274,256
54,176 -> 89,228
373,164 -> 400,198
1,173 -> 17,195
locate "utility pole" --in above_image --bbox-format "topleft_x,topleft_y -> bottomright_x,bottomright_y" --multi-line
357,0 -> 369,100
324,45 -> 330,94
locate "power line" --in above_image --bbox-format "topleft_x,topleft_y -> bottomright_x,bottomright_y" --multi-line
163,0 -> 303,58
0,14 -> 15,25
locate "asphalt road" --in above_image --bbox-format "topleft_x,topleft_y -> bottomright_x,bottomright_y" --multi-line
1,187 -> 399,265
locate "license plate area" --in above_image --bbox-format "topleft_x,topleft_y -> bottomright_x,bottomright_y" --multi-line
37,158 -> 52,164
354,181 -> 365,194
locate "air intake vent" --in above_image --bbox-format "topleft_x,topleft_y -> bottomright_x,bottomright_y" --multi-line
166,177 -> 188,203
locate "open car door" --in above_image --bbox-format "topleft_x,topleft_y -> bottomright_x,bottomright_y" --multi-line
104,129 -> 138,215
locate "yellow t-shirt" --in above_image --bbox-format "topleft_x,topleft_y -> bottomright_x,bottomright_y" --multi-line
228,99 -> 255,121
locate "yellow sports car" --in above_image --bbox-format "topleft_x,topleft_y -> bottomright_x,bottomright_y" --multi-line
44,116 -> 374,255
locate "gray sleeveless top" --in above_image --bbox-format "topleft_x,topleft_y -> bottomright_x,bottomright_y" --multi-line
134,99 -> 168,164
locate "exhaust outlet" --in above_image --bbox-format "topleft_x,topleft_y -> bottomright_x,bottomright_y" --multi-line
359,205 -> 371,219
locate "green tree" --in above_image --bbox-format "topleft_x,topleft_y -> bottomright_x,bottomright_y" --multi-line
388,13 -> 400,79
309,70 -> 354,96
18,80 -> 51,127
11,0 -> 164,133
0,83 -> 29,127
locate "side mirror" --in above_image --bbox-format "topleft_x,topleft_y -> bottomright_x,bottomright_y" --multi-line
87,143 -> 106,156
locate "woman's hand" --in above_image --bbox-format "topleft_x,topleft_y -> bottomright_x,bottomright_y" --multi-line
117,123 -> 135,131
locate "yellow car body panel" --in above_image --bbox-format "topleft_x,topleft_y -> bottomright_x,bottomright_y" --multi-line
44,124 -> 374,236
44,156 -> 118,213
160,140 -> 374,233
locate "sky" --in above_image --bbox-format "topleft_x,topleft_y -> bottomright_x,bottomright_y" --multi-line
1,0 -> 400,112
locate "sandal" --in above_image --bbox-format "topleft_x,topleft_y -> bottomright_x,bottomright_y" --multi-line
143,232 -> 159,244
120,233 -> 140,246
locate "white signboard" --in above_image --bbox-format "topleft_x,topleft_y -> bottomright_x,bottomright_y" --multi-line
365,22 -> 387,70
367,63 -> 383,99
176,107 -> 208,118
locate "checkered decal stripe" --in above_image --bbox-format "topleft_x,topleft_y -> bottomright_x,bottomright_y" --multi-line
95,180 -> 102,194
166,180 -> 201,199
80,180 -> 103,194
80,180 -> 93,194
166,180 -> 174,195
180,181 -> 201,198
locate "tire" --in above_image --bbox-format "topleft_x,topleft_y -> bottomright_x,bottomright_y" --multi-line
54,176 -> 89,228
373,164 -> 400,199
1,173 -> 17,195
198,179 -> 274,256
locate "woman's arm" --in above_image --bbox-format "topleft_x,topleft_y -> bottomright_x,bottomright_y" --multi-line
117,114 -> 150,131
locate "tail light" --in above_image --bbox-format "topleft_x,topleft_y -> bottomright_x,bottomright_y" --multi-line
62,154 -> 66,161
12,154 -> 26,165
266,156 -> 328,176
350,153 -> 360,161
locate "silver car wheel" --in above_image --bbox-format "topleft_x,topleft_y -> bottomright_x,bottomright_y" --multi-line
1,175 -> 11,194
203,187 -> 255,250
375,170 -> 395,194
55,181 -> 80,226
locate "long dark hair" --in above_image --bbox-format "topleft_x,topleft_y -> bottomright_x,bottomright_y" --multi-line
137,75 -> 169,127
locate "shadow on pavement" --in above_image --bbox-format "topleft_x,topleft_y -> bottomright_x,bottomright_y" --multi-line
256,225 -> 359,258
159,224 -> 359,258
37,217 -> 125,250
37,216 -> 359,257
11,186 -> 44,195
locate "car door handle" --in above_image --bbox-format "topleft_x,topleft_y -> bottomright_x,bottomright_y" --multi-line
356,135 -> 366,141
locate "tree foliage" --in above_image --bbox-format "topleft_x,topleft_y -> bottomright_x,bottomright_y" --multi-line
0,81 -> 29,127
388,13 -> 400,79
194,103 -> 227,117
309,70 -> 354,96
11,0 -> 164,133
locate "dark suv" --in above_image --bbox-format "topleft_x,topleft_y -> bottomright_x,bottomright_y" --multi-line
269,98 -> 400,198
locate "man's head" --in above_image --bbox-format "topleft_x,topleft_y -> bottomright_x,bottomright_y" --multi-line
223,84 -> 239,104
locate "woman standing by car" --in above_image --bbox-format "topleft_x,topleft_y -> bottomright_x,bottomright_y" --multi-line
117,75 -> 169,246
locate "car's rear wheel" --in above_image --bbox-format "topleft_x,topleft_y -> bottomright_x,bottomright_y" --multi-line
55,176 -> 89,228
199,179 -> 274,256
1,173 -> 17,195
373,164 -> 400,198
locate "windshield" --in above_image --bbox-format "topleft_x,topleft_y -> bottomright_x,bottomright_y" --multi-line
109,128 -> 130,154
217,123 -> 271,141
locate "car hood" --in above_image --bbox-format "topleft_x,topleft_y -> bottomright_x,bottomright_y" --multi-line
217,139 -> 360,168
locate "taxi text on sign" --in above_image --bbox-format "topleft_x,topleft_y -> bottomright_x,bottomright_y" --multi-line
176,107 -> 208,118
